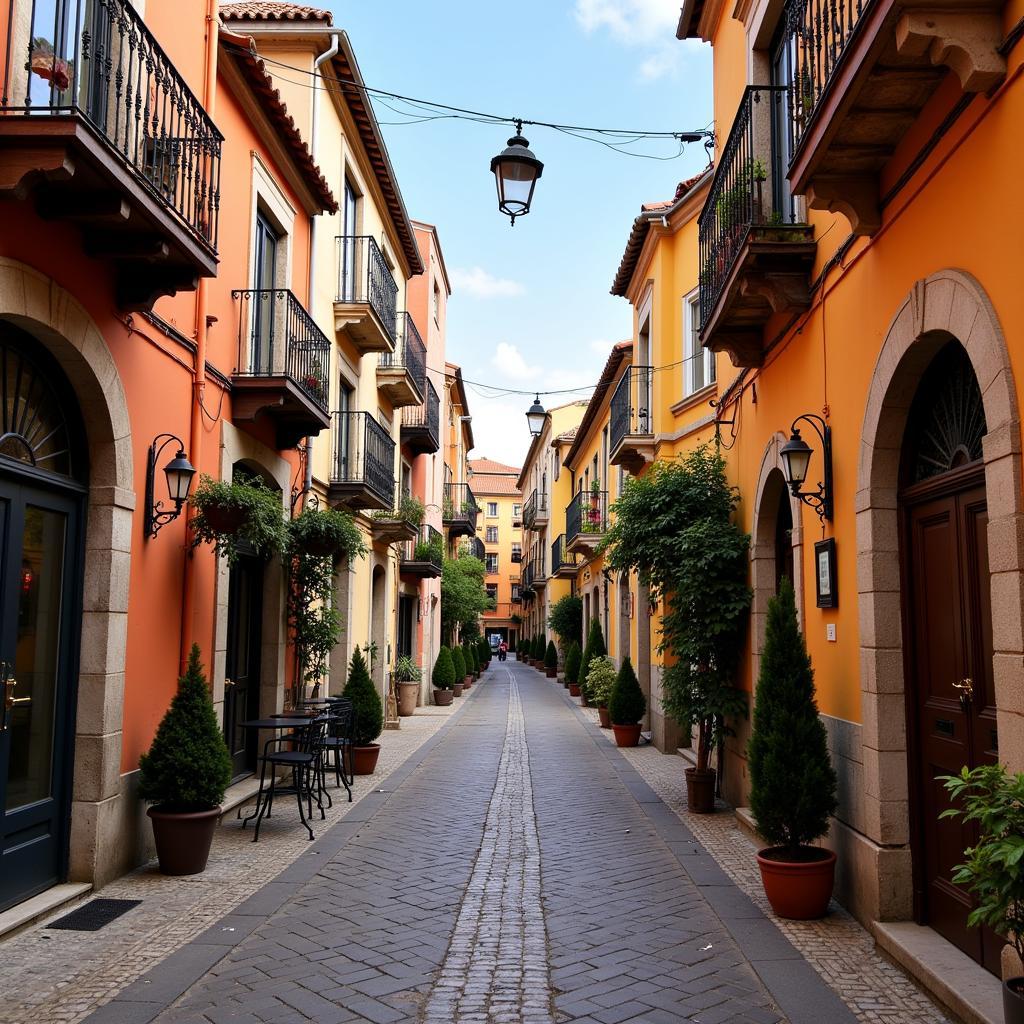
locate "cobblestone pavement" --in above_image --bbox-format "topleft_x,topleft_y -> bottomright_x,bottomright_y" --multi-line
82,660 -> 858,1024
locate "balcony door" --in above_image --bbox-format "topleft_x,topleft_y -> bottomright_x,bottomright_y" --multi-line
339,181 -> 358,302
252,212 -> 279,375
770,29 -> 796,221
337,381 -> 354,480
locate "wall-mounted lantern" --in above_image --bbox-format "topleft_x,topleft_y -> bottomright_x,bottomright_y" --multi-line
780,414 -> 833,522
144,433 -> 196,539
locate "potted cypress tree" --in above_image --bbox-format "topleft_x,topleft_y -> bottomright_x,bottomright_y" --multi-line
463,642 -> 477,686
748,578 -> 838,919
343,647 -> 385,775
139,645 -> 232,875
586,656 -> 616,728
544,640 -> 558,677
563,641 -> 581,691
451,646 -> 466,697
433,647 -> 455,706
578,618 -> 606,702
609,656 -> 646,747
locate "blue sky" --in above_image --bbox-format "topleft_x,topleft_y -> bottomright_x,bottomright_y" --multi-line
329,1 -> 713,464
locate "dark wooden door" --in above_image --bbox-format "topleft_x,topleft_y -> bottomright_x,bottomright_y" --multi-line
224,554 -> 264,779
905,476 -> 1001,973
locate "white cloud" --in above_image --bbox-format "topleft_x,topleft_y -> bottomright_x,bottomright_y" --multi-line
470,399 -> 535,466
589,338 -> 614,356
491,342 -> 540,382
574,0 -> 683,80
450,266 -> 525,298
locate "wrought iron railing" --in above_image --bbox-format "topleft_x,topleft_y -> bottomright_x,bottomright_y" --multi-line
698,85 -> 800,329
522,488 -> 548,531
232,289 -> 331,411
522,560 -> 535,591
443,482 -> 479,531
331,411 -> 395,508
531,545 -> 546,583
336,235 -> 399,342
381,313 -> 426,400
402,524 -> 443,570
610,365 -> 654,453
464,536 -> 486,561
2,0 -> 222,247
511,549 -> 522,564
551,534 -> 578,574
401,377 -> 440,447
567,490 -> 608,543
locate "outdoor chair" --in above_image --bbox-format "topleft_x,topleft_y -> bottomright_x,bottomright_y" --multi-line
315,697 -> 355,802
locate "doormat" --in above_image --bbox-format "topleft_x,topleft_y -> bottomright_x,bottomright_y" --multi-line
47,898 -> 142,932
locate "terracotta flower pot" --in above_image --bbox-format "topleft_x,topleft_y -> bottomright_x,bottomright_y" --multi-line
757,847 -> 836,920
612,723 -> 641,747
1004,978 -> 1024,1024
433,688 -> 453,706
453,681 -> 464,697
202,503 -> 246,534
464,675 -> 473,688
148,805 -> 220,876
545,667 -> 557,677
568,683 -> 581,697
685,767 -> 717,813
351,744 -> 381,776
598,706 -> 611,729
397,681 -> 419,717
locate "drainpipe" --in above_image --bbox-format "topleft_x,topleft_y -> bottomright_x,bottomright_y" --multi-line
180,0 -> 219,671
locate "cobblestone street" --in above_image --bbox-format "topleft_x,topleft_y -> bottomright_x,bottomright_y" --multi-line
4,661 -> 937,1024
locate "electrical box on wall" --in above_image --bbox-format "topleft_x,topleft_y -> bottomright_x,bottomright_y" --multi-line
826,623 -> 837,642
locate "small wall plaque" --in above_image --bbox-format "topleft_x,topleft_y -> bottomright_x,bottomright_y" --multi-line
815,538 -> 838,609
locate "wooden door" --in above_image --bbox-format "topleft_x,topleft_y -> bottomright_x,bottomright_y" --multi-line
904,474 -> 1001,973
224,553 -> 264,779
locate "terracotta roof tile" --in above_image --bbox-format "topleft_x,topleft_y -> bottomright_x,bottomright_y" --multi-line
469,458 -> 521,475
469,474 -> 522,496
220,3 -> 332,23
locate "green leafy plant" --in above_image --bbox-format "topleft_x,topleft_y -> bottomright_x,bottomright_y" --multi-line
477,638 -> 489,667
942,765 -> 1024,961
752,157 -> 768,182
548,594 -> 583,648
374,494 -> 425,526
452,645 -> 467,682
343,647 -> 383,746
395,655 -> 421,683
138,644 -> 232,812
602,446 -> 751,774
748,577 -> 837,854
433,647 -> 455,689
585,655 -> 616,707
287,503 -> 364,562
441,554 -> 491,642
564,642 -> 582,685
590,478 -> 601,494
413,532 -> 444,563
188,474 -> 287,565
579,618 -> 607,702
464,642 -> 478,675
609,656 -> 646,726
544,640 -> 558,670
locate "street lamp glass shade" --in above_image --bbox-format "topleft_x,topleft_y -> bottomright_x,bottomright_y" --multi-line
490,133 -> 543,223
164,450 -> 196,505
526,395 -> 546,436
780,431 -> 813,490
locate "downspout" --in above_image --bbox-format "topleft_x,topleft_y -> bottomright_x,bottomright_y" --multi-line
180,0 -> 219,671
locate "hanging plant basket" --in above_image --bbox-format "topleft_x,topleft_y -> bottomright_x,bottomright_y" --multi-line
188,475 -> 288,565
202,502 -> 246,535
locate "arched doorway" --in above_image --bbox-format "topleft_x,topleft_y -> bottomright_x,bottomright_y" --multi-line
371,564 -> 386,691
0,324 -> 87,911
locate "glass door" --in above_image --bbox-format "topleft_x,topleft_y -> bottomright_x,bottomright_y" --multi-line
224,554 -> 264,779
340,181 -> 358,301
252,213 -> 279,374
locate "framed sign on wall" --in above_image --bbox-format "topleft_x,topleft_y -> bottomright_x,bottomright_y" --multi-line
815,538 -> 838,609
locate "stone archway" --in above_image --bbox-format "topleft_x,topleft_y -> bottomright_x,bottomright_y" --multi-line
371,563 -> 387,691
857,269 -> 1021,923
0,258 -> 134,888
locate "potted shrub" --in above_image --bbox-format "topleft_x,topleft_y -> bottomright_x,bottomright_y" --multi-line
343,647 -> 384,774
578,618 -> 606,702
289,503 -> 363,560
548,594 -> 583,652
433,647 -> 455,706
189,474 -> 287,564
544,640 -> 558,678
586,656 -> 616,728
609,656 -> 646,747
395,655 -> 421,717
138,645 -> 232,875
451,646 -> 466,697
942,765 -> 1024,1023
478,638 -> 490,672
564,642 -> 581,692
748,577 -> 838,919
463,643 -> 477,687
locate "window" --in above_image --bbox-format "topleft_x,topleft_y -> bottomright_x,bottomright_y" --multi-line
513,503 -> 522,518
683,289 -> 716,396
486,526 -> 499,544
512,583 -> 521,601
511,542 -> 522,562
432,281 -> 441,324
487,501 -> 498,517
486,583 -> 498,601
339,179 -> 359,301
486,553 -> 499,574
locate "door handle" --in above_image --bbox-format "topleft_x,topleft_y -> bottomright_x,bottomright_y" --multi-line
3,673 -> 31,732
953,678 -> 974,707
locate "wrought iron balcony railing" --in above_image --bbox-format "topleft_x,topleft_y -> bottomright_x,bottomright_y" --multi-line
331,411 -> 396,509
522,488 -> 548,531
232,289 -> 331,411
465,536 -> 486,561
443,482 -> 479,534
567,490 -> 609,544
2,0 -> 222,248
380,313 -> 427,401
336,235 -> 399,343
402,524 -> 443,574
401,378 -> 440,453
522,559 -> 535,591
551,534 -> 578,575
698,86 -> 802,330
610,365 -> 654,454
511,549 -> 522,564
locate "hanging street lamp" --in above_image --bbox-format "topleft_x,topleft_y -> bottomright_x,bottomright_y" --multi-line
526,394 -> 546,436
780,414 -> 833,521
491,121 -> 544,225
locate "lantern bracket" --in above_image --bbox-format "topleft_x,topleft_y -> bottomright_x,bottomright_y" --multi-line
784,414 -> 833,522
144,433 -> 194,539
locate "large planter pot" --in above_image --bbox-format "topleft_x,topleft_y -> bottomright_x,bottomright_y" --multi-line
351,743 -> 381,776
453,681 -> 464,697
397,681 -> 419,717
148,805 -> 220,876
1004,978 -> 1024,1024
756,847 -> 836,920
545,667 -> 557,678
612,723 -> 642,747
685,767 -> 717,814
598,706 -> 611,729
202,503 -> 245,535
464,675 -> 473,688
568,683 -> 581,697
433,688 -> 453,707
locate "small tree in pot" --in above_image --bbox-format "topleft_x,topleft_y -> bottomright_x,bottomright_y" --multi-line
578,618 -> 606,702
343,647 -> 384,774
563,642 -> 581,691
609,656 -> 646,747
139,645 -> 232,875
586,655 -> 616,728
544,640 -> 558,678
433,647 -> 455,706
748,577 -> 838,919
451,646 -> 467,696
463,642 -> 477,686
548,594 -> 583,650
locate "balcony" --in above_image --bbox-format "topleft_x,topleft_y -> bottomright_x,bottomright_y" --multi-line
378,313 -> 426,408
464,536 -> 486,561
610,366 -> 656,472
401,378 -> 440,455
522,560 -> 535,597
698,86 -> 816,369
511,550 -> 523,564
231,289 -> 331,448
522,489 -> 548,532
551,535 -> 579,578
334,236 -> 399,353
0,0 -> 221,310
370,500 -> 420,545
328,411 -> 395,512
444,482 -> 479,539
529,549 -> 548,591
566,490 -> 608,557
783,0 -> 1006,235
400,524 -> 443,579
